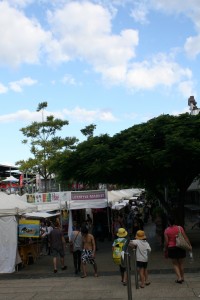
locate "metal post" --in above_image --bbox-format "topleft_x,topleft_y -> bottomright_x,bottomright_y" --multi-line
59,184 -> 63,228
133,248 -> 139,289
124,251 -> 132,300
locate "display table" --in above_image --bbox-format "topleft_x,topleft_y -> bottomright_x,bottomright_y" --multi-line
18,243 -> 40,266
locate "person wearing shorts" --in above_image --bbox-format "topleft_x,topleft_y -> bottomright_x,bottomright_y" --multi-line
49,221 -> 67,273
80,226 -> 98,278
129,230 -> 151,288
164,215 -> 192,283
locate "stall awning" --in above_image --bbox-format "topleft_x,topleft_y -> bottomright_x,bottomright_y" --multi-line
24,211 -> 60,219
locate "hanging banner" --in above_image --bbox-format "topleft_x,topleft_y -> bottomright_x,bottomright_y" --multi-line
71,190 -> 106,200
19,174 -> 24,187
69,190 -> 107,209
26,192 -> 68,204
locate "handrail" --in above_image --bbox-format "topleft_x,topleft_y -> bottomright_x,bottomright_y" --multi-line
123,245 -> 140,300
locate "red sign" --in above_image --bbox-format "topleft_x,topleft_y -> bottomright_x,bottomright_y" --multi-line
19,174 -> 24,187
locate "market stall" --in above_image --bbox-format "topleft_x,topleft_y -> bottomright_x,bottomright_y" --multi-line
0,192 -> 36,273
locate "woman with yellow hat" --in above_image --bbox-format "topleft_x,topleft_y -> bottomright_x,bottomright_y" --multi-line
129,230 -> 151,288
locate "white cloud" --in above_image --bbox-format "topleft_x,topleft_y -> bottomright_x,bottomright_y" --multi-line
6,0 -> 34,8
130,1 -> 149,24
0,2 -> 50,67
142,0 -> 200,58
0,83 -> 8,94
47,2 -> 139,73
171,107 -> 190,116
184,35 -> 200,58
0,106 -> 117,124
0,0 -> 197,93
62,74 -> 76,86
178,80 -> 196,98
0,110 -> 37,123
9,77 -> 37,92
125,54 -> 192,92
63,106 -> 117,122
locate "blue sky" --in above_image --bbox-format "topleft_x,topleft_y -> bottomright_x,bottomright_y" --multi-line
0,0 -> 199,166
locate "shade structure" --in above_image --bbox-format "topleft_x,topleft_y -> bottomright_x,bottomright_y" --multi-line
2,176 -> 19,182
0,192 -> 36,216
24,211 -> 60,219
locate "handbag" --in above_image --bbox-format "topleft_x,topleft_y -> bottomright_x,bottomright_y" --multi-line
176,226 -> 191,251
69,231 -> 79,254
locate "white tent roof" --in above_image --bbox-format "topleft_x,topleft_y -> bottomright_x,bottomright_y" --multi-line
107,191 -> 122,203
111,200 -> 129,210
2,175 -> 19,182
0,192 -> 36,216
24,211 -> 60,219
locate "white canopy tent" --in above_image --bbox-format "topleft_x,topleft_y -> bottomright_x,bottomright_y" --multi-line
24,211 -> 60,219
108,188 -> 145,210
0,193 -> 36,216
1,175 -> 19,183
0,193 -> 36,273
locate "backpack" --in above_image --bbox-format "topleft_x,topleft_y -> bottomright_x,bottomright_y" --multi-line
112,238 -> 126,265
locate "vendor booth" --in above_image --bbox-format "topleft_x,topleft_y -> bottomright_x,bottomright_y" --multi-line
0,192 -> 36,273
22,189 -> 109,242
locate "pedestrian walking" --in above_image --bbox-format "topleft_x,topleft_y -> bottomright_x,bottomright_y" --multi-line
49,221 -> 67,273
80,226 -> 98,278
129,230 -> 151,288
164,215 -> 192,283
112,227 -> 129,286
69,224 -> 82,275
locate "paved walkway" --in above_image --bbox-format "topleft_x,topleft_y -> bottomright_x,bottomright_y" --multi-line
0,221 -> 200,299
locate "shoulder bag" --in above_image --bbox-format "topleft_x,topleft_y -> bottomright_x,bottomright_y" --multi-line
176,226 -> 191,251
69,231 -> 79,253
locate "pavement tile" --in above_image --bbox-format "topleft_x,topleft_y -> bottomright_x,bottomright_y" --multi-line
0,221 -> 200,300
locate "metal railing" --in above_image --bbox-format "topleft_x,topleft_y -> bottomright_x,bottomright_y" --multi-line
124,246 -> 139,300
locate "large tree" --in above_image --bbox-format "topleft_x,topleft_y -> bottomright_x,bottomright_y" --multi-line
109,113 -> 200,223
56,134 -> 112,189
55,113 -> 200,223
16,102 -> 78,192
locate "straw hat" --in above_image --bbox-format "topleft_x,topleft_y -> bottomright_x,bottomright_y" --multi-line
135,230 -> 146,240
117,228 -> 128,238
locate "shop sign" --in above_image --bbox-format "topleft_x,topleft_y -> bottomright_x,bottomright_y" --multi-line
71,190 -> 106,201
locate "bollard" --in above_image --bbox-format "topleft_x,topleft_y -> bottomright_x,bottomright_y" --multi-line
124,251 -> 132,300
133,248 -> 139,289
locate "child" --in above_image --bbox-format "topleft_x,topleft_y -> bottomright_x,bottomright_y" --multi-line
112,228 -> 128,286
129,230 -> 151,288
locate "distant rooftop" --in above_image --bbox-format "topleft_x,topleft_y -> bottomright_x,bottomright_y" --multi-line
0,164 -> 19,179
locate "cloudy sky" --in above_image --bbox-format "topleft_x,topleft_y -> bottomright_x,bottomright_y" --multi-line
0,0 -> 199,166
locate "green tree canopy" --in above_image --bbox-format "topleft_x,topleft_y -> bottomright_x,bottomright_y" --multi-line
55,113 -> 200,223
16,102 -> 78,192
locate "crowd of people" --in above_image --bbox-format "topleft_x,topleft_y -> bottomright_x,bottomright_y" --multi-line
38,215 -> 98,278
35,199 -> 193,289
110,199 -> 192,288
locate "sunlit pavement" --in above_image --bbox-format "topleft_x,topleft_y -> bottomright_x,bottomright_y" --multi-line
0,220 -> 200,299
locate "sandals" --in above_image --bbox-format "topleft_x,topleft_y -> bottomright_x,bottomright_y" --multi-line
175,280 -> 182,284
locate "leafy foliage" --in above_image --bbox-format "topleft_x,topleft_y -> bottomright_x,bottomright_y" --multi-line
16,102 -> 78,192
